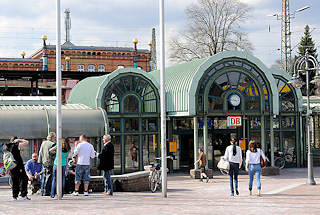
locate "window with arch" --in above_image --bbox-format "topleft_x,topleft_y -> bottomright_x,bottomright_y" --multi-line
77,65 -> 84,72
104,75 -> 158,113
276,78 -> 296,112
206,71 -> 260,112
88,65 -> 95,72
98,65 -> 105,72
197,60 -> 270,113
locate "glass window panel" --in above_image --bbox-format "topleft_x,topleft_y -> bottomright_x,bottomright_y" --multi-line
282,131 -> 296,166
112,136 -> 121,173
125,135 -> 139,172
122,76 -> 131,91
198,96 -> 203,112
215,74 -> 229,91
142,134 -> 157,166
281,116 -> 295,129
224,61 -> 234,67
273,117 -> 280,129
124,96 -> 139,113
115,79 -> 125,93
109,119 -> 121,132
143,100 -> 157,112
245,97 -> 260,111
208,97 -> 223,111
245,83 -> 259,96
277,79 -> 286,93
238,73 -> 251,90
137,79 -> 146,94
142,118 -> 157,131
281,91 -> 294,100
249,117 -> 261,129
124,118 -> 139,131
314,115 -> 320,149
227,72 -> 240,86
213,118 -> 227,129
281,100 -> 295,112
280,84 -> 291,96
209,83 -> 223,97
249,132 -> 261,147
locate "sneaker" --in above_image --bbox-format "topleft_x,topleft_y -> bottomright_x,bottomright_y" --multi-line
72,191 -> 79,196
206,177 -> 209,183
236,190 -> 239,195
13,197 -> 18,201
21,196 -> 31,200
84,191 -> 89,196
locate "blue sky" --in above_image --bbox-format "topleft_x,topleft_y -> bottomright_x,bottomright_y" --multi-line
0,0 -> 319,67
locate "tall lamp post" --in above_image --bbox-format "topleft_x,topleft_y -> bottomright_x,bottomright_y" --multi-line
288,50 -> 319,185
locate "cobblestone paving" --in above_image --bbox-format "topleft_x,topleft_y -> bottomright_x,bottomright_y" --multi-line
0,168 -> 319,215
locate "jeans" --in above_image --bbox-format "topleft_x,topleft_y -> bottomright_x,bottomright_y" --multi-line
11,167 -> 28,198
50,165 -> 66,197
228,162 -> 239,194
75,165 -> 90,184
102,170 -> 113,194
248,164 -> 262,190
41,166 -> 53,196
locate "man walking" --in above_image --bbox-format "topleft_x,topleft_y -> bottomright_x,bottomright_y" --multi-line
38,132 -> 56,196
73,134 -> 95,196
97,134 -> 114,196
3,137 -> 30,200
25,153 -> 43,194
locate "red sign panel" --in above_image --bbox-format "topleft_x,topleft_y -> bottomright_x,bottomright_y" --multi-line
227,116 -> 242,127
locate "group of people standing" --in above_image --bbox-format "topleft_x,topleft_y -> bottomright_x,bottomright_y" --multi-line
223,139 -> 266,197
2,132 -> 114,200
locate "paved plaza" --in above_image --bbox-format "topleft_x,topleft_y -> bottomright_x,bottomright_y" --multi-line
0,168 -> 320,215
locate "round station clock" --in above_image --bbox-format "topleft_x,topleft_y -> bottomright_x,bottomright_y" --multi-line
228,94 -> 241,107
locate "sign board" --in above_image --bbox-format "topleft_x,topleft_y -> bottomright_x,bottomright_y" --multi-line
239,139 -> 246,150
169,142 -> 177,152
227,116 -> 242,127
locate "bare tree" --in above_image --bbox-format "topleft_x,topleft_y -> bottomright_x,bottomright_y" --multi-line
169,0 -> 253,63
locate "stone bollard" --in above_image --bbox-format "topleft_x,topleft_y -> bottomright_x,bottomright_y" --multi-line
261,166 -> 280,176
190,169 -> 213,179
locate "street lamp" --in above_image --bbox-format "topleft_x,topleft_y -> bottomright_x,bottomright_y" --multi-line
288,49 -> 319,185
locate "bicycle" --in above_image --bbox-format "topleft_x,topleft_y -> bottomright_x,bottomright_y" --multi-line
148,156 -> 172,193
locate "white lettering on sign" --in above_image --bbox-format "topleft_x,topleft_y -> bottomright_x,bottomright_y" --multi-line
227,116 -> 242,127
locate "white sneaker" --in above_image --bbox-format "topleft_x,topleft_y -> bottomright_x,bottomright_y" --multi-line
72,191 -> 79,196
84,191 -> 89,196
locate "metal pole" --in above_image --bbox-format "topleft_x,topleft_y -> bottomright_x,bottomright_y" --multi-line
193,116 -> 199,170
203,115 -> 208,169
305,54 -> 316,185
159,0 -> 167,198
56,0 -> 63,199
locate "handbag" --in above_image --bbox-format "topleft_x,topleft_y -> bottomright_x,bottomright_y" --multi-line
260,150 -> 266,168
217,157 -> 230,170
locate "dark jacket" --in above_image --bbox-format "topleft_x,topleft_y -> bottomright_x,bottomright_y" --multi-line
98,141 -> 114,171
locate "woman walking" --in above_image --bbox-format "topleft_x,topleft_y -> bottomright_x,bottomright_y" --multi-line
49,138 -> 71,198
223,138 -> 242,196
245,140 -> 266,197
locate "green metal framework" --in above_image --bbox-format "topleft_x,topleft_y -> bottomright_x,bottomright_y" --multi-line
103,73 -> 160,174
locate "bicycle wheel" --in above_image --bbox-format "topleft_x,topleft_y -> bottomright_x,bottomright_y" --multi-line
220,169 -> 229,175
274,157 -> 285,169
149,173 -> 158,193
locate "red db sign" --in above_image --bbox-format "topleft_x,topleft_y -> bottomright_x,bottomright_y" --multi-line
227,116 -> 242,127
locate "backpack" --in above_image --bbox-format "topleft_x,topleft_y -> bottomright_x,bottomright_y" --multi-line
2,144 -> 17,171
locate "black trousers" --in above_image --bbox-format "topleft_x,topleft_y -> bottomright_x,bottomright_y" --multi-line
11,167 -> 28,198
41,166 -> 53,196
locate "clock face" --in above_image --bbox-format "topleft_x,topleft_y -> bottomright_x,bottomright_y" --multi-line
229,94 -> 241,106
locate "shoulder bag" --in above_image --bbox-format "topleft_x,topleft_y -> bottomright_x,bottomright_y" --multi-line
217,156 -> 230,170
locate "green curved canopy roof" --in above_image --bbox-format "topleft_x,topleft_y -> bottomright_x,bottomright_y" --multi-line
68,68 -> 160,109
149,51 -> 279,116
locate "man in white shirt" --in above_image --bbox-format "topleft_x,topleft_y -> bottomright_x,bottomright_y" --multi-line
72,134 -> 95,196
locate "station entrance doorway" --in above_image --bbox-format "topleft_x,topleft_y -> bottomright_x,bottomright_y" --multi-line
210,116 -> 248,169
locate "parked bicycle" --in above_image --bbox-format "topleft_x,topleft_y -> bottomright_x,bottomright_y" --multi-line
0,163 -> 12,187
148,156 -> 172,193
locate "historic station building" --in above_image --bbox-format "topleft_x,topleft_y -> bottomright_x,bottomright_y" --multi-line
1,51 -> 319,174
